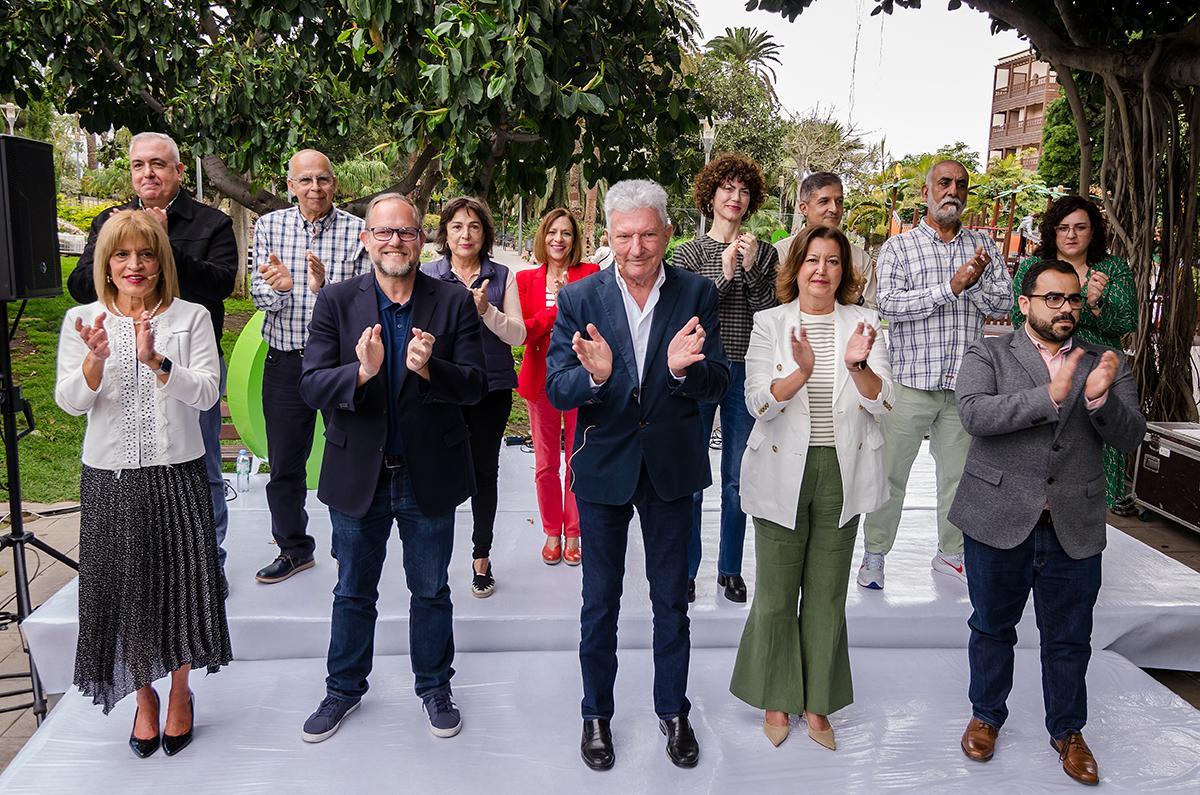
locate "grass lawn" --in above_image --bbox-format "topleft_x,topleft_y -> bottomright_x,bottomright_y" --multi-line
3,261 -> 532,504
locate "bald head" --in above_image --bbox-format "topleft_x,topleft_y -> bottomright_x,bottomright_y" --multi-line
287,149 -> 337,221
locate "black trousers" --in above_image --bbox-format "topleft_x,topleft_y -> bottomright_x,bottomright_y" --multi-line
262,348 -> 317,560
465,388 -> 512,560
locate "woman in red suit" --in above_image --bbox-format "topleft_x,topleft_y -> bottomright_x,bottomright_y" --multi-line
517,209 -> 600,566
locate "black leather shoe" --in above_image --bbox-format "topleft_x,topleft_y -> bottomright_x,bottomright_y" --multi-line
717,573 -> 747,603
687,579 -> 696,604
129,690 -> 160,759
255,554 -> 315,584
580,718 -> 614,771
660,715 -> 699,768
162,692 -> 194,756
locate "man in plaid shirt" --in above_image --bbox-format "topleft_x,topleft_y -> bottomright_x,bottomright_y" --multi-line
857,160 -> 1012,591
250,149 -> 370,585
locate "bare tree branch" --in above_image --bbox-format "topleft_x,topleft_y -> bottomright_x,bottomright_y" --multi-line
340,143 -> 441,216
1050,61 -> 1094,189
1052,0 -> 1091,47
91,44 -> 167,115
201,155 -> 290,215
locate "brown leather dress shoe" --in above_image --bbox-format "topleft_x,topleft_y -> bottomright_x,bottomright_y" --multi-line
1052,732 -> 1100,786
960,717 -> 998,762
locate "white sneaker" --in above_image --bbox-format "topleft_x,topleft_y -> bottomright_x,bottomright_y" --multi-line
932,550 -> 967,583
857,551 -> 885,590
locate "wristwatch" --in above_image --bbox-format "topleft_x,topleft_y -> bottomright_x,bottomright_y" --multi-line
849,360 -> 867,371
152,356 -> 173,376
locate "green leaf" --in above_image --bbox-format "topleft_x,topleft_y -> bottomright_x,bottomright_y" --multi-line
465,76 -> 484,104
486,73 -> 507,99
448,46 -> 462,77
576,92 -> 604,114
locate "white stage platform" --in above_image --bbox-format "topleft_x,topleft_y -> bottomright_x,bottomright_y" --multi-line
22,445 -> 1200,693
2,649 -> 1198,793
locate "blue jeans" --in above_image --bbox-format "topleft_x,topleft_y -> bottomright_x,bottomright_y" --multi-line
200,356 -> 228,567
964,514 -> 1102,740
688,362 -> 751,579
576,466 -> 692,721
326,466 -> 456,701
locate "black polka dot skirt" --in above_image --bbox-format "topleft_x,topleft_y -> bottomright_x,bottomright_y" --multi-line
74,458 -> 233,713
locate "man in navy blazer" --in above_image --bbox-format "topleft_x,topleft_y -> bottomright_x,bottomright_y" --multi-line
547,179 -> 730,771
296,193 -> 486,744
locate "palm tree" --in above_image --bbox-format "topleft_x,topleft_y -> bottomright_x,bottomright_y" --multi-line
705,26 -> 783,96
660,1 -> 703,52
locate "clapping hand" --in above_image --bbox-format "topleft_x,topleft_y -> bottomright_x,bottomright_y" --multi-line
471,279 -> 491,316
260,253 -> 294,292
1048,348 -> 1085,403
407,327 -> 436,377
76,313 -> 110,360
572,323 -> 613,385
306,250 -> 326,293
145,206 -> 169,231
1085,269 -> 1109,310
1085,350 -> 1121,401
135,312 -> 159,366
950,246 -> 990,295
843,321 -> 876,370
736,233 -> 760,271
789,326 -> 815,379
667,315 -> 706,378
355,324 -> 384,383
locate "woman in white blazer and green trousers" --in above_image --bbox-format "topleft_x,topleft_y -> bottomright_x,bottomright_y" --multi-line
729,225 -> 894,751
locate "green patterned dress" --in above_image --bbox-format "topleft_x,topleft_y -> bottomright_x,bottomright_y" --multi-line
1011,254 -> 1138,507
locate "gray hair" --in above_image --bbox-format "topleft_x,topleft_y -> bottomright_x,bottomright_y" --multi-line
129,132 -> 180,164
604,179 -> 670,228
364,192 -> 420,227
798,172 -> 843,204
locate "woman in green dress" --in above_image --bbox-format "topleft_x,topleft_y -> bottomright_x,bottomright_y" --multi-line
1012,195 -> 1138,508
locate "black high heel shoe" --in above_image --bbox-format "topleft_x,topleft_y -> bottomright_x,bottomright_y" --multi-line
162,691 -> 195,757
129,690 -> 161,758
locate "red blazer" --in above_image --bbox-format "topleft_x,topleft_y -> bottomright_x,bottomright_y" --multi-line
516,261 -> 600,400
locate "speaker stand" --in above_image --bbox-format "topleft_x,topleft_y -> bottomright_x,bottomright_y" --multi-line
0,299 -> 78,724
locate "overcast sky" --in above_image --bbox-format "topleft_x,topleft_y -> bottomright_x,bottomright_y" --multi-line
695,0 -> 1029,164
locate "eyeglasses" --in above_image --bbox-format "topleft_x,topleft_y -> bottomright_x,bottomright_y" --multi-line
368,226 -> 422,242
1029,292 -> 1084,309
290,175 -> 334,188
1054,223 -> 1091,236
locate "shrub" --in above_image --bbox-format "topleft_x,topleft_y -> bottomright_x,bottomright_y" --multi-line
57,196 -> 111,232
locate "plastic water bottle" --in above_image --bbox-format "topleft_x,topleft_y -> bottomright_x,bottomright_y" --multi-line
236,449 -> 251,493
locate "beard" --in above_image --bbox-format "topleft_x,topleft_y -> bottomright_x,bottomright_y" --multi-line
1028,312 -> 1077,343
374,252 -> 414,278
931,197 -> 964,225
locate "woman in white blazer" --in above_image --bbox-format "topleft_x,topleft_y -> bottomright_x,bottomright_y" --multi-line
55,211 -> 231,758
729,225 -> 893,751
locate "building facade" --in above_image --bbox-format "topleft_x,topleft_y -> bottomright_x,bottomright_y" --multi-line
988,49 -> 1061,171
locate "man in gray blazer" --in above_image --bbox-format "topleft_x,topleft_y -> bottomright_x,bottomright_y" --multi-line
949,260 -> 1145,786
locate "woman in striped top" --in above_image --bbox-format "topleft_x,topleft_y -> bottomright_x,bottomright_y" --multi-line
731,226 -> 894,751
670,152 -> 779,604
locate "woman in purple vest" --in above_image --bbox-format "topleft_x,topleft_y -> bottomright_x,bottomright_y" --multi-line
422,197 -> 526,597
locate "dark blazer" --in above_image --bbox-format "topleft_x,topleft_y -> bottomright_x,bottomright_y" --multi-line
546,263 -> 730,506
949,329 -> 1146,559
68,191 -> 238,345
299,270 -> 488,518
516,261 -> 600,401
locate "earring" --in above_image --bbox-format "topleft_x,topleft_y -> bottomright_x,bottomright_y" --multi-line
106,274 -> 113,283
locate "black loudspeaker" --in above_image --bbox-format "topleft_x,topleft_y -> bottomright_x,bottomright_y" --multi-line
0,135 -> 61,301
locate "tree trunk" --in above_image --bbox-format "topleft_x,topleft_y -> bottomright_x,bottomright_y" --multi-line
583,181 -> 599,256
229,200 -> 252,298
85,132 -> 97,171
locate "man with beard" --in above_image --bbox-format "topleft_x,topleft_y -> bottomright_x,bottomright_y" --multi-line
857,160 -> 1012,590
951,260 -> 1144,785
296,193 -> 486,742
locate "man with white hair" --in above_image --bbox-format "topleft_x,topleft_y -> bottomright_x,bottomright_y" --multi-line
68,132 -> 237,591
250,149 -> 370,586
857,160 -> 1012,591
546,179 -> 730,772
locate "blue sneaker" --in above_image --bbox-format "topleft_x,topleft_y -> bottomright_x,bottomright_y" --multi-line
422,690 -> 462,738
301,695 -> 360,743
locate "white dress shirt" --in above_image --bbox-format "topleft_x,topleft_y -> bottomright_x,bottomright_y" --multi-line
614,263 -> 667,383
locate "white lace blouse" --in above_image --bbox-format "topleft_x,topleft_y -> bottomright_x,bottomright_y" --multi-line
55,299 -> 220,472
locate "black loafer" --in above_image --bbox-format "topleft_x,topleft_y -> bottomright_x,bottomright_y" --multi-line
660,715 -> 699,768
687,579 -> 696,604
255,554 -> 315,584
129,690 -> 160,759
717,573 -> 747,603
581,718 -> 614,771
162,692 -> 194,756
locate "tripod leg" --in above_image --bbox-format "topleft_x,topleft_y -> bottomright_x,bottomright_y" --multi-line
24,534 -> 78,570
